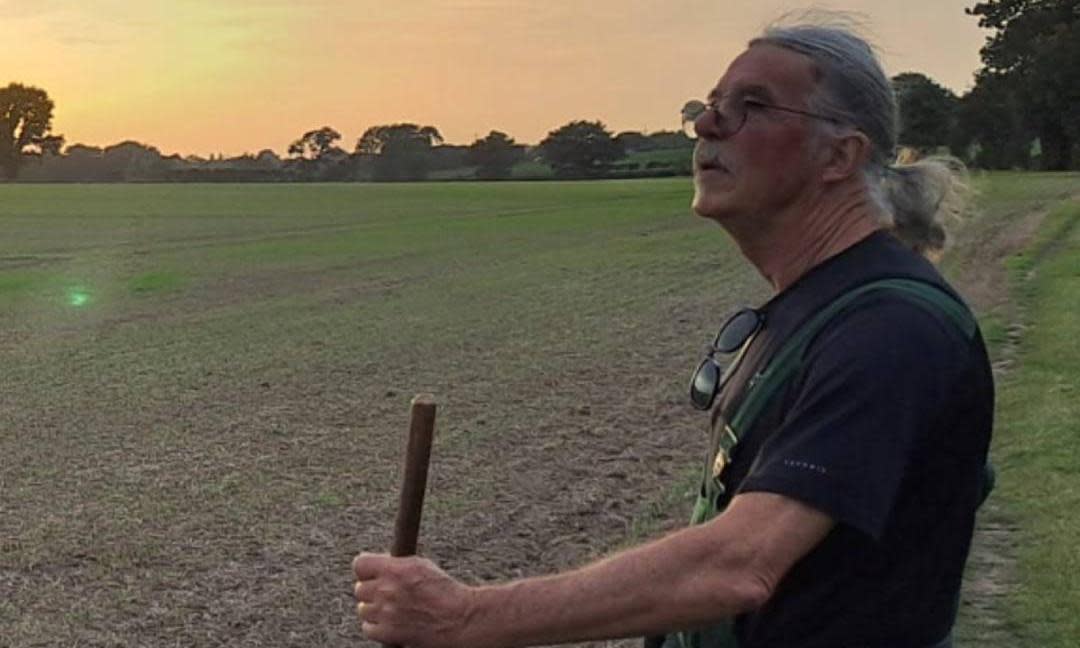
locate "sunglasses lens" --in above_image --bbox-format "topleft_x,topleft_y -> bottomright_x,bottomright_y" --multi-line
716,309 -> 760,353
690,359 -> 719,410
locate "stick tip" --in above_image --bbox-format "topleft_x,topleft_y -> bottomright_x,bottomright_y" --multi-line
411,393 -> 436,407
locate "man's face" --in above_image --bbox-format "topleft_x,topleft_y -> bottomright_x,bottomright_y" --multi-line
691,44 -> 825,225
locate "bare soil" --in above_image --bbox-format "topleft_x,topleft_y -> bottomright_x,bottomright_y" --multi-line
1,217 -> 754,647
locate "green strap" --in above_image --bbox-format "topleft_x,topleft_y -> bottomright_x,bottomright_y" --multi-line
692,279 -> 976,527
730,278 -> 976,435
676,279 -> 978,648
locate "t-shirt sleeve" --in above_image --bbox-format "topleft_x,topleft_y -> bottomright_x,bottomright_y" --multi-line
736,295 -> 968,541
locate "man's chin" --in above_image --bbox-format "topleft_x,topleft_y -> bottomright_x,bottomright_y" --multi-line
691,193 -> 733,222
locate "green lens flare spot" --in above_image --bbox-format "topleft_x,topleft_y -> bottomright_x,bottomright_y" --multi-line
67,289 -> 91,307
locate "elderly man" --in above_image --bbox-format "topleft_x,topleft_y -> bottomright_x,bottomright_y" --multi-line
352,21 -> 993,648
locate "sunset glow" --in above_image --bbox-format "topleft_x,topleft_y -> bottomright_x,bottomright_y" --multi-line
4,0 -> 988,156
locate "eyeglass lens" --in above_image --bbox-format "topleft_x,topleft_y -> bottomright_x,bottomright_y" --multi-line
680,98 -> 748,140
715,308 -> 760,353
690,358 -> 719,410
688,308 -> 761,410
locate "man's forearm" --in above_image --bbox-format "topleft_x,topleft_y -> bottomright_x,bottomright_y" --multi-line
463,521 -> 769,648
352,493 -> 830,648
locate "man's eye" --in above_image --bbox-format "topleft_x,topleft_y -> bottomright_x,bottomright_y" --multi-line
743,98 -> 768,110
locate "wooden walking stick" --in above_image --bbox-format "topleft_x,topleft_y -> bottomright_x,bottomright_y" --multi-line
385,393 -> 437,648
391,393 -> 437,556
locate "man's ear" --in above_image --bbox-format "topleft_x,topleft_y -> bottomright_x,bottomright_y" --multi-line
821,131 -> 872,183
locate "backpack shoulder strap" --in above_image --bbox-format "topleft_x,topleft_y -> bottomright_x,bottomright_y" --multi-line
728,278 -> 976,434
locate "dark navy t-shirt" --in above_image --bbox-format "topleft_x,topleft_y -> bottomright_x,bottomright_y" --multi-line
709,231 -> 994,648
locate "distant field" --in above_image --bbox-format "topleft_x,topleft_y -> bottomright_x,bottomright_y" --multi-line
1,174 -> 1077,647
0,179 -> 758,647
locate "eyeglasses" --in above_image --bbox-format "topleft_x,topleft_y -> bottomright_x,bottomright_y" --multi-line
681,96 -> 842,140
689,307 -> 764,410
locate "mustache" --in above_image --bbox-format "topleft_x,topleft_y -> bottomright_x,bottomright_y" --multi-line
693,141 -> 731,172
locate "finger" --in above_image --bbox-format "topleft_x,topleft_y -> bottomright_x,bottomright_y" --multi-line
352,552 -> 388,580
353,580 -> 377,603
356,600 -> 379,622
361,612 -> 406,645
360,620 -> 389,643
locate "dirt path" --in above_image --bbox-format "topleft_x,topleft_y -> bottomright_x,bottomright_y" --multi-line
947,196 -> 1072,645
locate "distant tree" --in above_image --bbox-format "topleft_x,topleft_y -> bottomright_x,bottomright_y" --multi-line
36,134 -> 64,156
101,141 -> 165,180
355,123 -> 443,155
0,83 -> 63,179
355,123 -> 443,181
288,126 -> 342,160
321,146 -> 349,162
467,130 -> 524,179
254,149 -> 282,169
538,120 -> 624,178
967,0 -> 1080,169
614,131 -> 654,153
34,143 -> 101,181
952,71 -> 1033,169
646,130 -> 694,150
891,72 -> 959,153
65,143 -> 103,159
429,145 -> 469,173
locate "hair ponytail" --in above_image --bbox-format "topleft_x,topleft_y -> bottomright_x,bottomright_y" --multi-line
874,156 -> 972,256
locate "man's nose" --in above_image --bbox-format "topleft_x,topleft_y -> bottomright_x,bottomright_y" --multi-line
694,108 -> 721,140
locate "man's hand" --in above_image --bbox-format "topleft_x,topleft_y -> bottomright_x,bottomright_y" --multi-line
352,553 -> 477,648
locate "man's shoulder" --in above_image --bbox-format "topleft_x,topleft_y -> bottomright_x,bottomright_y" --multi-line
777,271 -> 972,364
813,288 -> 973,358
818,231 -> 956,298
769,231 -> 958,325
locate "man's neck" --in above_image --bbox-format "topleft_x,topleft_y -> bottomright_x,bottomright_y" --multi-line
729,185 -> 886,293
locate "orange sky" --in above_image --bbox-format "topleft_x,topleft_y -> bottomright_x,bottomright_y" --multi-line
3,1 -> 990,157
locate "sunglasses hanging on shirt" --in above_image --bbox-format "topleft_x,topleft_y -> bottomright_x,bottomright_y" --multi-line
688,307 -> 764,410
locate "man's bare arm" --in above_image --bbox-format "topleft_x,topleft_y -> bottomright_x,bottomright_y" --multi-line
353,491 -> 834,648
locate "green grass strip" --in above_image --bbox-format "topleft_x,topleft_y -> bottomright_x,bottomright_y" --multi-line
995,198 -> 1080,645
128,271 -> 185,295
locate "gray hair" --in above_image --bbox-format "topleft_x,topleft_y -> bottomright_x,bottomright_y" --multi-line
751,19 -> 971,256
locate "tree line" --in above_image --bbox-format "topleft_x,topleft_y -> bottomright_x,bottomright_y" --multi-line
3,0 -> 1076,182
2,112 -> 694,183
